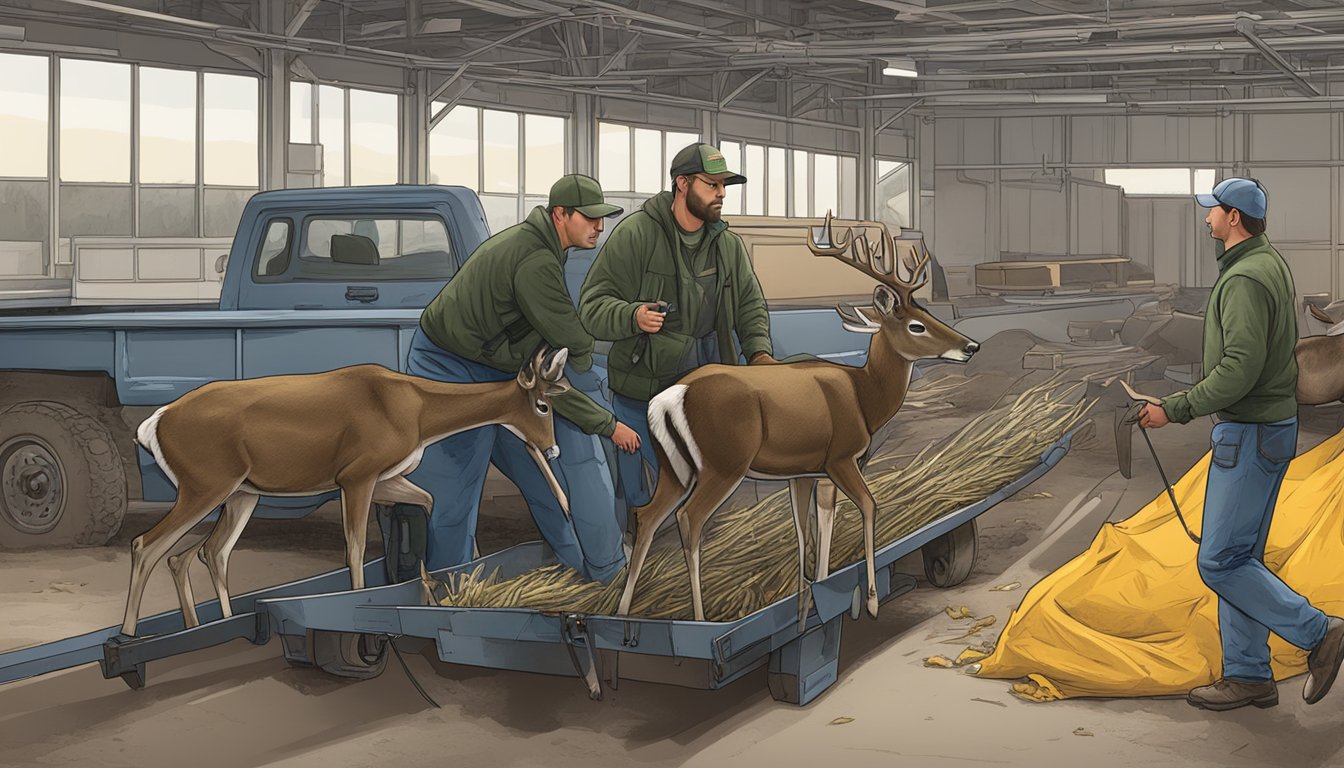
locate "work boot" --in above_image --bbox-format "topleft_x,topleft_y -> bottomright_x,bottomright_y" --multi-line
1186,678 -> 1278,711
1304,616 -> 1344,704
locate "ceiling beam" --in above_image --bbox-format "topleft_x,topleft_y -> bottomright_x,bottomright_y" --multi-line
1235,13 -> 1320,97
718,68 -> 770,108
285,0 -> 321,38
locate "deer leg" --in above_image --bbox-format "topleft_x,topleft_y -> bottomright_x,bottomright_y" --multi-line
788,478 -> 816,630
826,462 -> 880,619
815,480 -> 838,582
674,474 -> 741,622
373,474 -> 434,510
198,492 -> 260,620
121,483 -> 237,637
338,477 -> 379,590
166,532 -> 210,629
617,467 -> 688,616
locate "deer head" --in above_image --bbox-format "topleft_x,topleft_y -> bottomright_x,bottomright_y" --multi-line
810,212 -> 979,364
509,343 -> 573,515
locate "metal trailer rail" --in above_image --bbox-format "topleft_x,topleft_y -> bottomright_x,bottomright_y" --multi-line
0,430 -> 1075,704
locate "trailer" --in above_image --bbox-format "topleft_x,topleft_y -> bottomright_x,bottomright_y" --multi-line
0,430 -> 1076,706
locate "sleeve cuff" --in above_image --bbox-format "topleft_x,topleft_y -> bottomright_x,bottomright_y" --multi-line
741,338 -> 774,360
1160,393 -> 1195,424
627,302 -> 644,335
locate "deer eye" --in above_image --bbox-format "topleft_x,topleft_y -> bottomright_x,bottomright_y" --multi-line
908,321 -> 927,334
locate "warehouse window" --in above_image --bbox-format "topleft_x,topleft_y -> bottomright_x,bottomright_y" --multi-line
302,85 -> 398,187
139,67 -> 196,185
290,81 -> 313,144
1104,168 -> 1216,196
430,104 -> 570,233
203,73 -> 258,187
597,121 -> 700,196
875,159 -> 912,230
349,89 -> 398,186
318,85 -> 345,186
60,58 -> 131,183
0,53 -> 48,178
721,141 -> 856,218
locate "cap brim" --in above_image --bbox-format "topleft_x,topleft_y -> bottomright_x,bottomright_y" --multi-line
1194,193 -> 1220,208
724,173 -> 747,186
574,203 -> 624,218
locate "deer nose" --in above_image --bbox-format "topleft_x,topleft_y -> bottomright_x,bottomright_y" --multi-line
544,445 -> 561,461
964,341 -> 980,354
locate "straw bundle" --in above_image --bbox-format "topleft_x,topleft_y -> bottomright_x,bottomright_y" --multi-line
434,377 -> 1092,621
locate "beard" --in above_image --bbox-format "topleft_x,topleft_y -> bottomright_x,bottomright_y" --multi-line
687,190 -> 723,223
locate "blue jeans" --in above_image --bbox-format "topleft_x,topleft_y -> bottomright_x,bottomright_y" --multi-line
1199,417 -> 1328,682
405,328 -> 626,583
612,393 -> 657,509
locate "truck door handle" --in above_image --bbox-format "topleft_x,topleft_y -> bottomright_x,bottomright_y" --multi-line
346,286 -> 379,303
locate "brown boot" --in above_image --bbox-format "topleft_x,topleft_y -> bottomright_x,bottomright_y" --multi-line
1305,616 -> 1344,704
1187,678 -> 1278,711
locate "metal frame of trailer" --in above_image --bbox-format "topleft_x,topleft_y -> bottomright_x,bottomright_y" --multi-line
0,431 -> 1076,706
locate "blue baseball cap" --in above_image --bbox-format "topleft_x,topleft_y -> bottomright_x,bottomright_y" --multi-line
1195,177 -> 1267,219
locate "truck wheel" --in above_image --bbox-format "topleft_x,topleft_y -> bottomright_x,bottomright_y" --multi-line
922,519 -> 977,588
0,401 -> 127,548
308,630 -> 388,680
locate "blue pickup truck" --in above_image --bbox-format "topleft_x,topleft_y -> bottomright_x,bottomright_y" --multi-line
0,185 -> 865,549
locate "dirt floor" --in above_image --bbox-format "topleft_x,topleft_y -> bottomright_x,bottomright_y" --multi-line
4,362 -> 1344,768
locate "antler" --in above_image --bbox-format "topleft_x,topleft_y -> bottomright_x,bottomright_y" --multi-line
807,211 -> 929,293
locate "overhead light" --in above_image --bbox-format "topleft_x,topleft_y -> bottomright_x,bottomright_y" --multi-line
883,57 -> 919,78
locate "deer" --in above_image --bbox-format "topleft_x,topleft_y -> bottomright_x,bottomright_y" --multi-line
1299,303 -> 1344,406
616,213 -> 980,626
121,345 -> 572,637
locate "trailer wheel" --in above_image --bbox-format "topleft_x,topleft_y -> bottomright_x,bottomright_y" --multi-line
0,401 -> 126,548
922,519 -> 977,588
309,630 -> 388,680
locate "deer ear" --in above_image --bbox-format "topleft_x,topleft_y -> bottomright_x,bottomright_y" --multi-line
874,284 -> 902,316
517,364 -> 538,390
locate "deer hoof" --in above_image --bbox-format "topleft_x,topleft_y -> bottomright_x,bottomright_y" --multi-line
866,588 -> 879,619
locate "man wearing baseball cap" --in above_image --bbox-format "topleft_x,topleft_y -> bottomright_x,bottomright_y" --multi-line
1139,177 -> 1344,710
579,143 -> 776,510
408,174 -> 638,583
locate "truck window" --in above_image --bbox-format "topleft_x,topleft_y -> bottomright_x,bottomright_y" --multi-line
287,216 -> 456,281
253,220 -> 292,278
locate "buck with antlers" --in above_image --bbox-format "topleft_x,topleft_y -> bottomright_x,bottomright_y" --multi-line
121,346 -> 571,637
616,214 -> 980,624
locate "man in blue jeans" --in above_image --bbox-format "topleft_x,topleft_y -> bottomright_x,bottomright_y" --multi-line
1141,177 -> 1344,710
407,175 -> 640,583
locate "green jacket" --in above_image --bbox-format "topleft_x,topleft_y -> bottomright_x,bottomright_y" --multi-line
419,206 -> 615,437
578,191 -> 773,401
1161,234 -> 1298,425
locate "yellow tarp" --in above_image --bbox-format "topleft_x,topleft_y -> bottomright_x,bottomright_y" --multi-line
976,427 -> 1344,701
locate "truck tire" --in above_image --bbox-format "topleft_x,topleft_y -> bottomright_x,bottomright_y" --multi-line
0,401 -> 127,548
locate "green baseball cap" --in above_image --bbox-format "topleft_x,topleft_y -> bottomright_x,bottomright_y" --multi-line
547,174 -> 623,219
669,143 -> 747,186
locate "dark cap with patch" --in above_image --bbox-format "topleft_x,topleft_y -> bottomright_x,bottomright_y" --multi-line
669,143 -> 747,186
547,174 -> 624,219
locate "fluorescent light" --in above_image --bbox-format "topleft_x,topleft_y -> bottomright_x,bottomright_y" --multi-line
883,57 -> 918,78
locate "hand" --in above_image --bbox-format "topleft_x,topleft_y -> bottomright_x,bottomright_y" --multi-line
635,303 -> 666,333
749,352 -> 777,365
611,422 -> 642,454
1138,403 -> 1170,429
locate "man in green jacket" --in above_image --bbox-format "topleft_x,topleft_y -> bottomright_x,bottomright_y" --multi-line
580,143 -> 776,508
1140,177 -> 1344,710
408,174 -> 640,583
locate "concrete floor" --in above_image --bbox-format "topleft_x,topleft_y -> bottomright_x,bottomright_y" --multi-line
3,365 -> 1344,768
